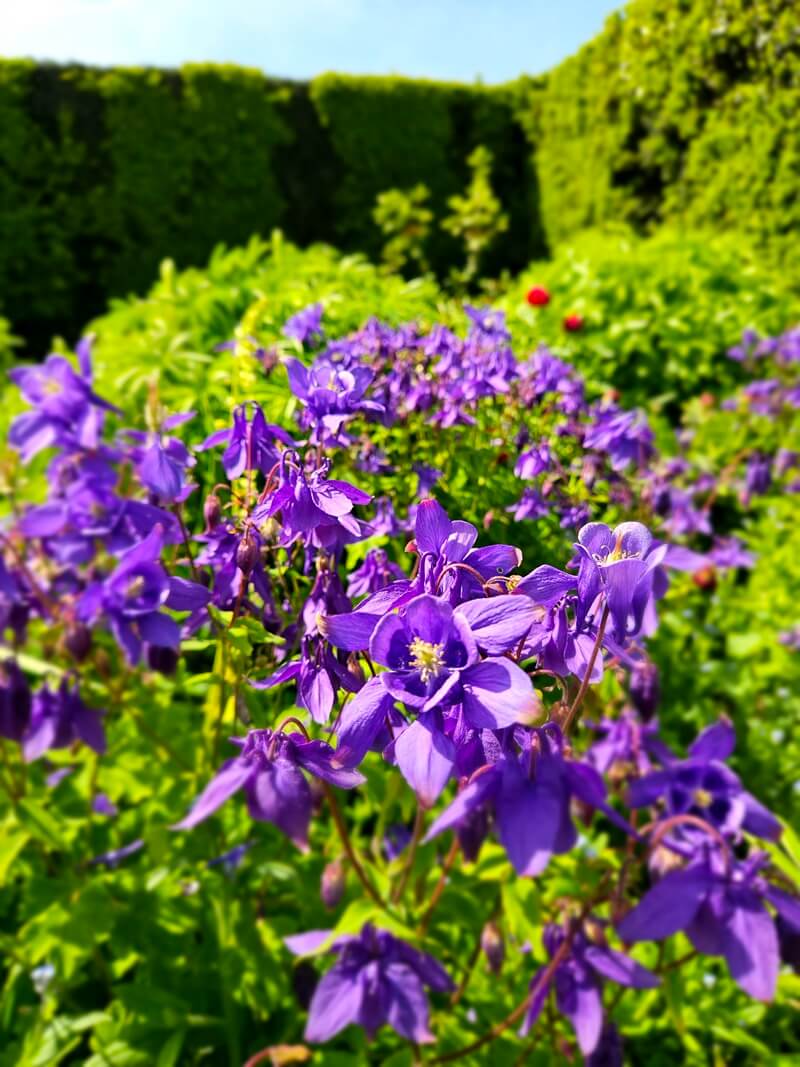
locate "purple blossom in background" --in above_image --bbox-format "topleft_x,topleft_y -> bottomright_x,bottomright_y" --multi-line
285,923 -> 453,1044
0,660 -> 32,743
174,728 -> 364,850
286,356 -> 385,445
283,302 -> 324,347
23,680 -> 105,762
521,921 -> 658,1055
252,454 -> 372,555
347,548 -> 404,600
618,850 -> 800,1001
515,440 -> 551,480
8,339 -> 120,463
627,717 -> 781,840
198,403 -> 295,480
584,405 -> 654,472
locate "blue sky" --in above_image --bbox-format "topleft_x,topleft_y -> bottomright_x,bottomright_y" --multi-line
4,0 -> 621,83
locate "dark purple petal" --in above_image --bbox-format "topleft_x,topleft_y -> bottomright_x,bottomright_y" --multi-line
334,676 -> 396,768
383,963 -> 434,1043
415,499 -> 452,555
516,565 -> 575,606
246,759 -> 312,850
173,758 -> 254,829
617,865 -> 713,942
583,945 -> 660,989
166,577 -> 211,611
688,717 -> 736,762
424,766 -> 502,841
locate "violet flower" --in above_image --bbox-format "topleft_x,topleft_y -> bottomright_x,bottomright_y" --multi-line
618,850 -> 799,1001
23,679 -> 105,762
285,923 -> 453,1044
174,728 -> 365,850
521,922 -> 658,1056
627,717 -> 781,840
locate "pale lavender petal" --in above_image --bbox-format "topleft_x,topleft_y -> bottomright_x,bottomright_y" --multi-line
304,961 -> 364,1042
394,717 -> 456,808
516,565 -> 575,606
461,658 -> 540,729
456,596 -> 538,654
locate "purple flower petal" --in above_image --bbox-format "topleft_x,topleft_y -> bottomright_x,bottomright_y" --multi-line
173,757 -> 254,829
394,716 -> 456,808
617,864 -> 713,942
456,595 -> 538,654
461,658 -> 540,730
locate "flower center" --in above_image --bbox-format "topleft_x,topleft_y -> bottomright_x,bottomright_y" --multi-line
43,378 -> 63,396
599,532 -> 634,565
692,787 -> 714,808
126,576 -> 146,598
408,637 -> 446,683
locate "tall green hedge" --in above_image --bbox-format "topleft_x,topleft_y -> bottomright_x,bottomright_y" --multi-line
0,62 -> 538,353
520,0 -> 800,251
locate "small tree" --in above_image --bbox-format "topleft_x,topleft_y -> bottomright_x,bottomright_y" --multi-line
442,146 -> 508,288
372,184 -> 433,275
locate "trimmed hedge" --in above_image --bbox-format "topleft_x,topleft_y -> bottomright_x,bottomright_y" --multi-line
0,62 -> 538,353
520,0 -> 800,251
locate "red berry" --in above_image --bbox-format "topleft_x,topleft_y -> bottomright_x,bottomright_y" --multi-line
563,313 -> 584,332
526,285 -> 550,307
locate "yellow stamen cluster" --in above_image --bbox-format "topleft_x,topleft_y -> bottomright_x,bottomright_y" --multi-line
692,787 -> 714,808
408,637 -> 446,683
126,576 -> 146,598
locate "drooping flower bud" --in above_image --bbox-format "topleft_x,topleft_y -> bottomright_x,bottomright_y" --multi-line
64,622 -> 92,663
480,920 -> 505,974
203,493 -> 222,532
629,661 -> 660,721
236,533 -> 258,576
321,858 -> 346,910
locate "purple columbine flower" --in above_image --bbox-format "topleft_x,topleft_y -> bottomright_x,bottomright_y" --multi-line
173,728 -> 365,851
573,521 -> 666,640
0,660 -> 32,743
285,356 -> 385,445
627,717 -> 781,841
583,405 -> 654,472
521,921 -> 658,1056
198,403 -> 295,480
425,724 -> 632,876
23,679 -> 105,762
253,454 -> 372,555
283,302 -> 324,347
285,923 -> 453,1044
347,548 -> 404,600
78,525 -> 210,665
515,441 -> 551,480
333,593 -> 538,773
8,339 -> 120,463
617,850 -> 799,1002
125,411 -> 197,503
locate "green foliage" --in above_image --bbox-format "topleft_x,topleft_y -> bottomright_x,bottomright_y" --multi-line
519,0 -> 800,254
1,235 -> 800,1063
442,146 -> 509,287
0,63 -> 536,354
372,184 -> 433,275
499,226 -> 800,409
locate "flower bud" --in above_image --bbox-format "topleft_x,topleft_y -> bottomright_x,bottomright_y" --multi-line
563,312 -> 584,332
203,493 -> 222,531
64,622 -> 92,663
693,565 -> 717,592
236,533 -> 258,576
629,661 -> 660,721
480,920 -> 505,974
320,858 -> 346,910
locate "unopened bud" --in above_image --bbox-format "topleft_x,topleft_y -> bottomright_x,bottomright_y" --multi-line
629,661 -> 660,721
203,493 -> 222,531
64,623 -> 92,662
480,921 -> 505,974
236,534 -> 258,576
693,565 -> 717,592
320,858 -> 346,910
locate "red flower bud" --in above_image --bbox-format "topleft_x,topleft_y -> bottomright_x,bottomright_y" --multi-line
525,285 -> 550,307
563,313 -> 584,332
693,565 -> 717,591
